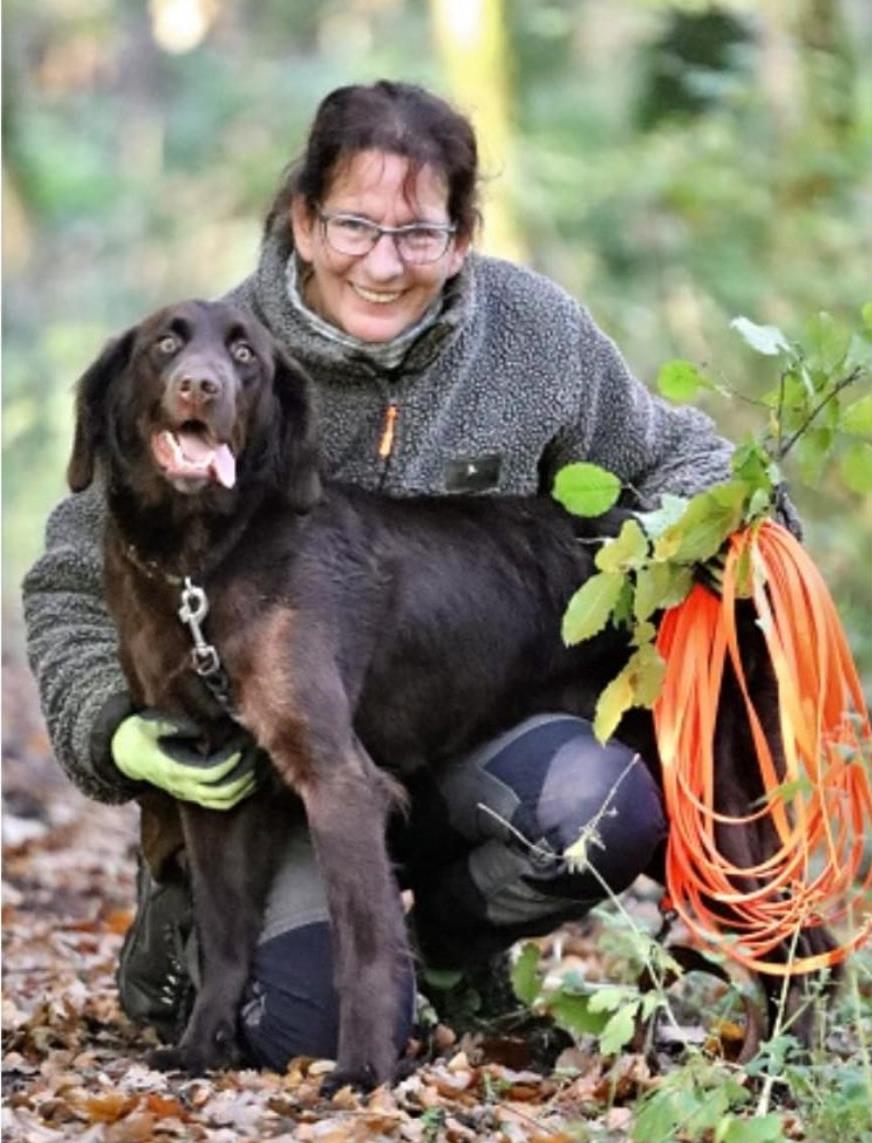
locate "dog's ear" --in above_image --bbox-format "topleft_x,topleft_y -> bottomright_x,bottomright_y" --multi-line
67,327 -> 137,492
267,348 -> 322,512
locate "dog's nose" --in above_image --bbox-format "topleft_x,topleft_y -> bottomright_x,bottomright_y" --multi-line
175,374 -> 222,404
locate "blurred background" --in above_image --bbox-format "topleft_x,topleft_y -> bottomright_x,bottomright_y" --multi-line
4,0 -> 871,688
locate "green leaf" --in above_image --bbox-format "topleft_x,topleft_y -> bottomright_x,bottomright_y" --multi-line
553,462 -> 621,516
654,482 -> 749,564
635,1083 -> 701,1143
731,316 -> 791,357
841,394 -> 872,435
717,1113 -> 787,1143
634,562 -> 692,620
795,427 -> 833,485
595,519 -> 649,573
839,442 -> 872,494
635,494 -> 689,539
747,486 -> 773,520
632,619 -> 657,646
599,1000 -> 640,1055
803,311 -> 851,373
593,665 -> 634,743
547,990 -> 610,1037
611,576 -> 635,627
862,301 -> 872,332
561,571 -> 625,645
587,985 -> 636,1013
730,438 -> 776,493
845,331 -> 872,372
626,642 -> 666,705
769,370 -> 813,432
511,943 -> 542,1007
656,359 -> 712,403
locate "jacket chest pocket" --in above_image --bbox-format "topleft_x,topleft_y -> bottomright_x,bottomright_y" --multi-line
444,454 -> 502,494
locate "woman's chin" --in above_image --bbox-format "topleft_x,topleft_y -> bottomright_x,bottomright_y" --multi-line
341,308 -> 414,344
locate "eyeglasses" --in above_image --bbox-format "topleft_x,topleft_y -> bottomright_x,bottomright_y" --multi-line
317,210 -> 457,265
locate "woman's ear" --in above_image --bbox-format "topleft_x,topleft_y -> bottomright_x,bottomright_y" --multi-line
290,197 -> 316,262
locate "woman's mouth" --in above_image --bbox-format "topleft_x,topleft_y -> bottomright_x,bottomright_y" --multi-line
350,284 -> 403,305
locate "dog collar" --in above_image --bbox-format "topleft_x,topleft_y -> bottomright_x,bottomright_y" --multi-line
123,543 -> 185,586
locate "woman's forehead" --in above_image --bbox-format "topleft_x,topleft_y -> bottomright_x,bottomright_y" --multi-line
324,150 -> 449,213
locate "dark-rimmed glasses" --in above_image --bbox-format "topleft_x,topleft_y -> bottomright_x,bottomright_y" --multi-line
318,211 -> 457,265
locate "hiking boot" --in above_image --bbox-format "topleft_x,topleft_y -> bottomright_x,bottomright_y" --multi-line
117,856 -> 195,1044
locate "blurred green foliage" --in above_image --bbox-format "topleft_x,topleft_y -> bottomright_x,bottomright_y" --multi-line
4,0 -> 871,684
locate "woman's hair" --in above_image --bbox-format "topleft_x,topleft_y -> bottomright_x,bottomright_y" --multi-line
265,80 -> 480,240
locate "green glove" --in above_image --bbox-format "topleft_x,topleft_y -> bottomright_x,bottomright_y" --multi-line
111,710 -> 259,810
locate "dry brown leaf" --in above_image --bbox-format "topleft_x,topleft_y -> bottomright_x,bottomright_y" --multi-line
329,1084 -> 361,1110
81,1091 -> 139,1123
144,1092 -> 188,1119
604,1105 -> 634,1133
104,1111 -> 158,1142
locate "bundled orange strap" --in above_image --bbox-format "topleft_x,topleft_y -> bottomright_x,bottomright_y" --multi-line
653,519 -> 872,975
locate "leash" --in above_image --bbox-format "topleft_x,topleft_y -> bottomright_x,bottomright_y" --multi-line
177,577 -> 236,715
122,542 -> 238,717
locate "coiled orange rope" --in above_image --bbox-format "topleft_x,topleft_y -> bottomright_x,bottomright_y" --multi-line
653,520 -> 872,975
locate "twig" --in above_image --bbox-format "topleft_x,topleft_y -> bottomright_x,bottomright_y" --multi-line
776,366 -> 863,461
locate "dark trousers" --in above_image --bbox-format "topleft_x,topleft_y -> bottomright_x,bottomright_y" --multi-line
119,714 -> 666,1072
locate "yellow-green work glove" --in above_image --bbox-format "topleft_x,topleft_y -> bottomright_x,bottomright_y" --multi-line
111,710 -> 259,810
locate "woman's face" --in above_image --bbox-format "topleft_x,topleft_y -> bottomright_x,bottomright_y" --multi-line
291,150 -> 470,343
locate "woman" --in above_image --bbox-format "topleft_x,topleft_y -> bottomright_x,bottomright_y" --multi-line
23,80 -> 734,1071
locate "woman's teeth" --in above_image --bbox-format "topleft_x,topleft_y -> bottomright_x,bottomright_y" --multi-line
352,284 -> 402,304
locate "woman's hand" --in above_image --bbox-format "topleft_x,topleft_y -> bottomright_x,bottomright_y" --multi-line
111,711 -> 260,809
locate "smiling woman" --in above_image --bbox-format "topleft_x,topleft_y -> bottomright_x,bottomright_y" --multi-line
290,150 -> 469,343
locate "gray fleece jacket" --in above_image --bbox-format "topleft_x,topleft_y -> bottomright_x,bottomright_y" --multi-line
21,229 -> 733,805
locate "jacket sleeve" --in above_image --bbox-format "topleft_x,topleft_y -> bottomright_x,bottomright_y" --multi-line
541,304 -> 734,506
21,482 -> 140,804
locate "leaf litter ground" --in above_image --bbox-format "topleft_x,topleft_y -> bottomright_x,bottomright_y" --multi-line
1,658 -> 829,1142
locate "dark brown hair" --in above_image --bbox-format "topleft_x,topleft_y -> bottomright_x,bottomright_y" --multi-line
265,80 -> 480,240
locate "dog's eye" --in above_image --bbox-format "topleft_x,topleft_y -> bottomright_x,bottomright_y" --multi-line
157,334 -> 180,354
231,341 -> 254,364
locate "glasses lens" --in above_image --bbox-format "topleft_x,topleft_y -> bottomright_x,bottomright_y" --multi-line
395,226 -> 452,264
324,216 -> 379,256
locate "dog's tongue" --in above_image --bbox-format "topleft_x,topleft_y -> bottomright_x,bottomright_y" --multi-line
210,444 -> 236,489
167,429 -> 237,489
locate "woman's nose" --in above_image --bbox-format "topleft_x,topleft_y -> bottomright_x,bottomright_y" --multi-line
362,232 -> 405,278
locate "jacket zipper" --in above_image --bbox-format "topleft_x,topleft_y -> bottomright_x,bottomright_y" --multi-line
376,393 -> 401,493
378,400 -> 399,461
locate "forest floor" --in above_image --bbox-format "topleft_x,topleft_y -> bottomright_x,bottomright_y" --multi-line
2,656 -> 867,1142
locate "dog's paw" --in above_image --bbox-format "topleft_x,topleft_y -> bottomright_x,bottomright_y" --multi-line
320,1063 -> 378,1097
146,1027 -> 242,1075
147,1046 -> 189,1073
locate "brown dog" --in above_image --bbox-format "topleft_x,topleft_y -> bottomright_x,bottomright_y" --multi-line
68,300 -> 834,1087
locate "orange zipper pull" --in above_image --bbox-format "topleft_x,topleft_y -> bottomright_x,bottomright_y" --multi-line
378,401 -> 398,460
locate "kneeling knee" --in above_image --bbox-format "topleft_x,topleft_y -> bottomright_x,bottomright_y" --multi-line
239,924 -> 340,1071
239,923 -> 416,1073
540,736 -> 666,894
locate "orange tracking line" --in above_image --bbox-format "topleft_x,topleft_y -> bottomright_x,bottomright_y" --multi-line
653,520 -> 872,975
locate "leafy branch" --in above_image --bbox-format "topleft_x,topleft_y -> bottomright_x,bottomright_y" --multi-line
554,304 -> 872,743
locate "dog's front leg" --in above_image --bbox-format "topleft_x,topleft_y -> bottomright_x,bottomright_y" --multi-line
149,795 -> 276,1074
298,753 -> 408,1092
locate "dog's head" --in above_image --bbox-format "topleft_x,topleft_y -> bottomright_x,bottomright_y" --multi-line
67,300 -> 320,513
